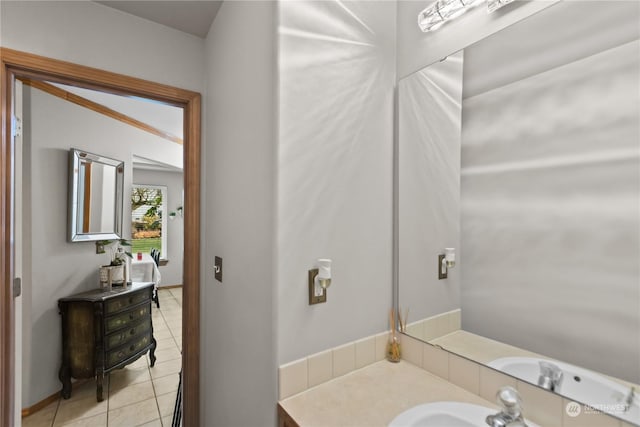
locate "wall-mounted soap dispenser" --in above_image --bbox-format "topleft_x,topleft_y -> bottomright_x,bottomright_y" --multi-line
438,248 -> 455,279
309,259 -> 332,305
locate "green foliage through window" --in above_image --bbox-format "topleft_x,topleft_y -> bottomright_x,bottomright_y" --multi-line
131,186 -> 166,256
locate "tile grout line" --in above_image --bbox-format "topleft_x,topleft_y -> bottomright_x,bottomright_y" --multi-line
154,289 -> 180,426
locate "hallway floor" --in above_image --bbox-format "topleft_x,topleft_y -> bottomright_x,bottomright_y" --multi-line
22,287 -> 183,427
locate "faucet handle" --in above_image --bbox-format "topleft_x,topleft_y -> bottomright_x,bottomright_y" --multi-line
496,386 -> 523,418
538,361 -> 563,390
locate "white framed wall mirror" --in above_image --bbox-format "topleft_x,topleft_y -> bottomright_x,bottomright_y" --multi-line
397,1 -> 639,424
68,148 -> 124,242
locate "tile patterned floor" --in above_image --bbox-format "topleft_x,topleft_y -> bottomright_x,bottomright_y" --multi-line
23,288 -> 183,427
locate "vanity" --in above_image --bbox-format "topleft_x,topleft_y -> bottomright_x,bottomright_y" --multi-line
278,361 -> 500,427
58,281 -> 157,402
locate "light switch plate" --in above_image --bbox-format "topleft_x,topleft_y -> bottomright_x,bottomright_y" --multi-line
438,254 -> 447,279
215,256 -> 223,282
308,268 -> 326,305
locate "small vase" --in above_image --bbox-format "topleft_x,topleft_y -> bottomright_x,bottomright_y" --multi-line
99,265 -> 125,288
386,333 -> 401,363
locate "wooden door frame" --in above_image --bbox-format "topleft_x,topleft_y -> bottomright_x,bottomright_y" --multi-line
0,48 -> 201,426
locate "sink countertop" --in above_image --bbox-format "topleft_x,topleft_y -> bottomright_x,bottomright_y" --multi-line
431,330 -> 640,390
278,360 -> 498,427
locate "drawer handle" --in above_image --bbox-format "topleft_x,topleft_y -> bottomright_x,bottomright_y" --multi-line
129,297 -> 134,304
130,345 -> 135,351
129,313 -> 134,320
130,328 -> 135,336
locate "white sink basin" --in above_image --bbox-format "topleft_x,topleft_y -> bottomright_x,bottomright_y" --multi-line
488,357 -> 639,425
388,401 -> 540,427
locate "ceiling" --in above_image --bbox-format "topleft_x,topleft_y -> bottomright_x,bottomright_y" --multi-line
95,1 -> 222,38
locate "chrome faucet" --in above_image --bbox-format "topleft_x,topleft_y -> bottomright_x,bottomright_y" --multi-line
486,386 -> 528,427
538,361 -> 563,392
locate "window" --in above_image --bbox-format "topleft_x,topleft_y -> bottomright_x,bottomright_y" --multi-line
131,185 -> 168,259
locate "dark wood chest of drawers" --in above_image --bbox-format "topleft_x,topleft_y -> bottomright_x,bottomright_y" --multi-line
58,282 -> 157,401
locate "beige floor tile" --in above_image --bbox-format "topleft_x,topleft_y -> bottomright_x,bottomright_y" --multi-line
161,415 -> 173,426
108,380 -> 155,410
154,337 -> 176,350
152,374 -> 180,396
137,418 -> 162,427
107,398 -> 159,427
168,328 -> 182,338
109,366 -> 152,391
22,400 -> 59,427
165,320 -> 179,329
156,392 -> 178,418
127,355 -> 149,370
152,322 -> 169,332
162,318 -> 181,327
161,312 -> 180,319
158,310 -> 174,317
153,329 -> 172,340
153,346 -> 182,363
57,412 -> 107,427
150,358 -> 181,379
54,395 -> 108,426
67,379 -> 103,401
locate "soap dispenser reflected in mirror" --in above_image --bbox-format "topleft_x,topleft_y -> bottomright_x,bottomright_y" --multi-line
438,248 -> 455,280
308,259 -> 332,305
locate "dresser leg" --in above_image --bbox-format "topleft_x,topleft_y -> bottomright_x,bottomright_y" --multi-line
150,337 -> 157,367
59,364 -> 71,399
96,372 -> 104,402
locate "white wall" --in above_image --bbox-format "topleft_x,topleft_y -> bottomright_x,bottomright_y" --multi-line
203,2 -> 278,425
277,0 -> 397,365
0,0 -> 204,92
133,169 -> 184,287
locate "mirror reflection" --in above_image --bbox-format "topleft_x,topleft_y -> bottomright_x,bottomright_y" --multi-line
69,148 -> 124,241
398,1 -> 639,423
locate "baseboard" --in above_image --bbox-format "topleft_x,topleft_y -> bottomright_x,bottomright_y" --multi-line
22,379 -> 89,418
159,284 -> 182,289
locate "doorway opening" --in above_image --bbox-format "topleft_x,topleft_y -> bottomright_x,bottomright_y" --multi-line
0,48 -> 201,427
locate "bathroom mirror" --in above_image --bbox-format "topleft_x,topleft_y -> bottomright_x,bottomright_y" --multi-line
68,148 -> 124,242
397,1 -> 639,421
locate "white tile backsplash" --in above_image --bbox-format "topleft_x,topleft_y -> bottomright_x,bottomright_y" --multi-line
449,353 -> 480,395
279,358 -> 308,400
332,343 -> 356,378
423,343 -> 449,380
279,332 -> 394,400
400,333 -> 422,367
355,336 -> 376,369
307,350 -> 332,388
374,332 -> 388,362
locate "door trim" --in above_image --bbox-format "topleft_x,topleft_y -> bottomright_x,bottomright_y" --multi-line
0,47 -> 201,426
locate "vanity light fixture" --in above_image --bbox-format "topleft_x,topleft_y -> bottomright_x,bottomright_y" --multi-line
486,0 -> 514,13
418,0 -> 483,32
438,248 -> 456,279
308,259 -> 332,305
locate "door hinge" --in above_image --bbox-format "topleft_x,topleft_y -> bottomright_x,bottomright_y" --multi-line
13,277 -> 21,297
12,115 -> 22,138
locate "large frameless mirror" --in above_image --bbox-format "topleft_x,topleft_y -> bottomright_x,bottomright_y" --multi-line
68,148 -> 124,242
397,1 -> 639,423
